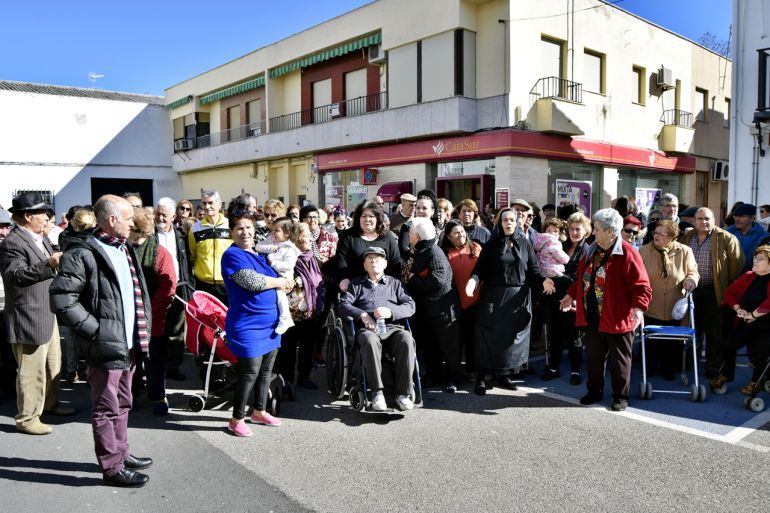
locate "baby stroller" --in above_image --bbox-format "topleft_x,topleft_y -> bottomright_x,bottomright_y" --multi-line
180,291 -> 283,415
743,358 -> 770,412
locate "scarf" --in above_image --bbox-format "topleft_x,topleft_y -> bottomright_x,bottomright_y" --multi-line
134,235 -> 159,298
653,242 -> 674,278
93,227 -> 149,353
308,228 -> 322,262
295,250 -> 323,316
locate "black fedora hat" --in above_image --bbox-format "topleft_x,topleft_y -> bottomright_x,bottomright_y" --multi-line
9,191 -> 53,213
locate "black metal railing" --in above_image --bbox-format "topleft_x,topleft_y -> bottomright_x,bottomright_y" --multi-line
269,91 -> 388,134
529,76 -> 583,104
195,120 -> 266,148
660,109 -> 693,127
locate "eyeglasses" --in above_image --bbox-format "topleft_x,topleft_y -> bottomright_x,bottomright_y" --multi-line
304,215 -> 320,221
623,228 -> 639,235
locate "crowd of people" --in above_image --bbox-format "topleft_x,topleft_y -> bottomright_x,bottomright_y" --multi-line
1,187 -> 770,488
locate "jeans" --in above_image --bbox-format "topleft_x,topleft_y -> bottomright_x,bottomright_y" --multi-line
232,349 -> 278,419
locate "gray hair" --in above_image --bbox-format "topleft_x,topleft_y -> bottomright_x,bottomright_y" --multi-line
201,189 -> 221,203
660,193 -> 679,206
592,208 -> 623,236
94,195 -> 123,225
409,217 -> 436,241
156,196 -> 177,211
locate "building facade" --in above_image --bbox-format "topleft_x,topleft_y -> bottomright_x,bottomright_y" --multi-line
165,0 -> 730,218
0,81 -> 179,213
730,0 -> 770,211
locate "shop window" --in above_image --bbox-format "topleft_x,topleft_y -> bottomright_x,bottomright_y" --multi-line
547,161 -> 602,214
616,168 -> 682,216
583,49 -> 605,94
632,65 -> 645,105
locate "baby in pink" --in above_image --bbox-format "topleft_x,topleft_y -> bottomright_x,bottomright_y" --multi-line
533,219 -> 569,278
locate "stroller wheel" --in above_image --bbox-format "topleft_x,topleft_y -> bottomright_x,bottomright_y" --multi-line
711,383 -> 727,395
689,384 -> 699,402
189,395 -> 205,412
748,397 -> 765,413
697,385 -> 707,402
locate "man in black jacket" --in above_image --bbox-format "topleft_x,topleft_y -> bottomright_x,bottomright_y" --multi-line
50,195 -> 154,488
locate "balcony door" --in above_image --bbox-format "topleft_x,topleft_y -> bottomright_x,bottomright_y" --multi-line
313,78 -> 332,123
344,68 -> 367,116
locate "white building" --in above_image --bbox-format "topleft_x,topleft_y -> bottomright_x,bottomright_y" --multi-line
730,0 -> 770,210
0,81 -> 180,214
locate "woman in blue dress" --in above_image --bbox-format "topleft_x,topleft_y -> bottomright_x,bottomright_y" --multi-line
221,214 -> 293,437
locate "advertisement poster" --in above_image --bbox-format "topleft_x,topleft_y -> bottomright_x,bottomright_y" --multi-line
635,187 -> 662,216
495,188 -> 509,209
325,185 -> 343,207
346,184 -> 368,211
555,179 -> 592,214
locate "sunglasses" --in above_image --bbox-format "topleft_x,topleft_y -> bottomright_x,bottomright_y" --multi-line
178,206 -> 191,211
230,210 -> 257,218
264,212 -> 279,219
623,228 -> 638,235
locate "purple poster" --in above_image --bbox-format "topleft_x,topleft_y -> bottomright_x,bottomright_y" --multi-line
635,187 -> 662,216
555,179 -> 592,214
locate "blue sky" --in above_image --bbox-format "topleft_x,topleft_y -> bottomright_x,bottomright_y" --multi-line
0,0 -> 731,96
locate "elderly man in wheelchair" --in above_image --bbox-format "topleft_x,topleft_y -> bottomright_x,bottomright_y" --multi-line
338,246 -> 417,411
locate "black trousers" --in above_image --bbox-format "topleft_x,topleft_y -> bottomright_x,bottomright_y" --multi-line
585,326 -> 634,401
146,336 -> 167,402
721,321 -> 770,382
546,304 -> 583,373
277,318 -> 317,384
459,305 -> 477,371
164,298 -> 187,374
233,349 -> 278,419
692,286 -> 723,374
414,307 -> 462,384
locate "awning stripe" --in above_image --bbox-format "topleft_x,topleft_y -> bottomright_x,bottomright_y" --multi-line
269,32 -> 381,78
165,96 -> 192,111
199,75 -> 266,106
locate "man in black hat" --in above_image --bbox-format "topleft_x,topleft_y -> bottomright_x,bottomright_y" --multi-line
0,191 -> 73,435
726,203 -> 769,272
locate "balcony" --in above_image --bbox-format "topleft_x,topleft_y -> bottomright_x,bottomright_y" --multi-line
196,121 -> 267,149
269,91 -> 387,133
659,109 -> 695,153
527,77 -> 585,136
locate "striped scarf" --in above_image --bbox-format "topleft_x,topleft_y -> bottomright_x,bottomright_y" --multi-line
308,228 -> 322,262
93,227 -> 149,353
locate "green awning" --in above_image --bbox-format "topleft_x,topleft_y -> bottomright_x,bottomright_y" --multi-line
165,96 -> 192,111
269,32 -> 381,78
199,75 -> 266,106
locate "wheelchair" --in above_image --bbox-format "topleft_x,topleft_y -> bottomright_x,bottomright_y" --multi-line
325,307 -> 422,412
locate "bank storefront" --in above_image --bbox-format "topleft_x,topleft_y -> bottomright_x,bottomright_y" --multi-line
315,129 -> 695,215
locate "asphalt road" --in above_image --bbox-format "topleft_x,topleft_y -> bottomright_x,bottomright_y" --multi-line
2,357 -> 770,513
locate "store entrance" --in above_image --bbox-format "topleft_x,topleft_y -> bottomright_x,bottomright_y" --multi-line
435,175 -> 494,213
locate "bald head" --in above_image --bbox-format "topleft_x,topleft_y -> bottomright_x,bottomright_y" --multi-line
694,207 -> 715,235
94,195 -> 135,239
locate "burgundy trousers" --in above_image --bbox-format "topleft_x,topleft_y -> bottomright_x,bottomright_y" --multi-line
584,326 -> 634,401
87,357 -> 135,476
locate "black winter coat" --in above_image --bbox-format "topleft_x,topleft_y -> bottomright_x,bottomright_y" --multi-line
50,232 -> 152,370
407,239 -> 459,321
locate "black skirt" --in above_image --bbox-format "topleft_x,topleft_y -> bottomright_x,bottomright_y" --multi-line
474,284 -> 532,373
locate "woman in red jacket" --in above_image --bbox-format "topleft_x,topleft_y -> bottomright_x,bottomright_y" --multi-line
711,245 -> 770,395
560,208 -> 651,412
130,209 -> 177,416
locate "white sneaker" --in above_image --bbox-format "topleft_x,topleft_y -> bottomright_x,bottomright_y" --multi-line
275,317 -> 294,335
396,395 -> 414,411
371,390 -> 387,411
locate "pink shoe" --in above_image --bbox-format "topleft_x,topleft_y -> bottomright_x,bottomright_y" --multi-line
250,411 -> 282,427
228,418 -> 253,437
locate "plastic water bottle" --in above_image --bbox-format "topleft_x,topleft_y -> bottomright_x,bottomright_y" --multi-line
375,318 -> 387,335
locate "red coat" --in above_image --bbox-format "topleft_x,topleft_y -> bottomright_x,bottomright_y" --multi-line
151,244 -> 177,337
723,271 -> 770,314
567,238 -> 651,334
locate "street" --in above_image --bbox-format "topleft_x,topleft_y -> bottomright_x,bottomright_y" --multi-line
2,353 -> 770,513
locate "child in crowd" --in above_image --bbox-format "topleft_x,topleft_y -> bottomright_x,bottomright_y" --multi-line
256,217 -> 301,334
533,217 -> 570,278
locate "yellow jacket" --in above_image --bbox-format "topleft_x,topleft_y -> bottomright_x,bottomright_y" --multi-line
639,241 -> 699,321
188,213 -> 232,284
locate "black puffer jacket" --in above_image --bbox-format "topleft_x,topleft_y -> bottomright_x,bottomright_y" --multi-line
50,232 -> 152,370
407,239 -> 459,321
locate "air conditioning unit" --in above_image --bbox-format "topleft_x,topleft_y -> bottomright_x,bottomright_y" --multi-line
174,139 -> 193,151
368,44 -> 386,64
712,160 -> 729,182
657,66 -> 675,90
248,127 -> 262,137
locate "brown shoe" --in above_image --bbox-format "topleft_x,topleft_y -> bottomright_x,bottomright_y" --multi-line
741,381 -> 757,396
44,404 -> 76,416
17,421 -> 53,435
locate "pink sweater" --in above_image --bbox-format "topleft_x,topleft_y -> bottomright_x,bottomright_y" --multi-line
533,232 -> 569,278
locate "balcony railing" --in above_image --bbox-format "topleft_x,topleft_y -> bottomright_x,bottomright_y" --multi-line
660,109 -> 693,127
196,121 -> 266,148
269,91 -> 388,133
529,76 -> 583,104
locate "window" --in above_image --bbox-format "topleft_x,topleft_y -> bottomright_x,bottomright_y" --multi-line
632,66 -> 645,105
757,48 -> 770,112
247,100 -> 262,128
695,87 -> 708,122
227,106 -> 240,129
540,36 -> 566,80
583,49 -> 605,94
724,98 -> 731,128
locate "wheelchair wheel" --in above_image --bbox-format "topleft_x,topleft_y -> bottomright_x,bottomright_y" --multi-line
189,394 -> 205,412
326,324 -> 348,400
349,385 -> 366,412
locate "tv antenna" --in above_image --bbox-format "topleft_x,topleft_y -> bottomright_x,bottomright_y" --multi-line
88,72 -> 104,88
